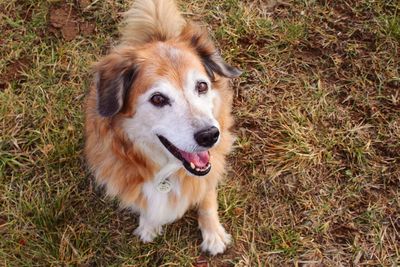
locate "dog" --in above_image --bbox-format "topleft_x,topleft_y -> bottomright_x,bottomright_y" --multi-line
84,0 -> 241,255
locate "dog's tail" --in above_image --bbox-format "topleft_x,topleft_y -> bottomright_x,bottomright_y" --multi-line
120,0 -> 186,45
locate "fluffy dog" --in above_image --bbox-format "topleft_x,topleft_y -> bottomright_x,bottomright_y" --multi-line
85,0 -> 241,255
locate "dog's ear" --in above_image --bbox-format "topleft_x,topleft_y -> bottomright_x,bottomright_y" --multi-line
94,52 -> 138,117
187,26 -> 242,80
200,51 -> 242,80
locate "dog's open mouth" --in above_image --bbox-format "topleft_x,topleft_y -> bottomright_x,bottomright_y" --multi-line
157,135 -> 211,176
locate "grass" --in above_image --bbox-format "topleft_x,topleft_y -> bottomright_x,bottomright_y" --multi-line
1,0 -> 399,265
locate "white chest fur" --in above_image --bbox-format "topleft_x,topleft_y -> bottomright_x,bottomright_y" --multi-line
133,162 -> 193,243
142,176 -> 189,225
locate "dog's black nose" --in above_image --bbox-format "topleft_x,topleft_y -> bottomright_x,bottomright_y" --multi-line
194,126 -> 220,147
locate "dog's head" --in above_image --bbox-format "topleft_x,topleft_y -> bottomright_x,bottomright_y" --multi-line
93,26 -> 241,176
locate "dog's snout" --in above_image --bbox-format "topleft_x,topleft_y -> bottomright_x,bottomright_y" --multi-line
194,126 -> 220,147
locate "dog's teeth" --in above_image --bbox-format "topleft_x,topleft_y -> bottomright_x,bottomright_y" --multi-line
190,162 -> 195,169
196,168 -> 200,172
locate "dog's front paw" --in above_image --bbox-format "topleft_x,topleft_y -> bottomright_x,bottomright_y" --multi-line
134,224 -> 162,243
200,224 -> 231,255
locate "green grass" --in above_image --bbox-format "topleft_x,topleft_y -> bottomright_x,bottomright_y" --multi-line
1,0 -> 400,265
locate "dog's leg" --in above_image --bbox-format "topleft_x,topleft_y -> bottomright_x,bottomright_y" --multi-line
134,214 -> 163,243
198,189 -> 231,255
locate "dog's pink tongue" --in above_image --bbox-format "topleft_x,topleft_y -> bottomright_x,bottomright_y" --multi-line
180,151 -> 209,168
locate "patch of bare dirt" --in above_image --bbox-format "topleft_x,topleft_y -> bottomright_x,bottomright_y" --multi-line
80,21 -> 96,36
49,3 -> 95,41
0,58 -> 31,91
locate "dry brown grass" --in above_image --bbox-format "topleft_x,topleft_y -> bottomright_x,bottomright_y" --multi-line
1,0 -> 399,265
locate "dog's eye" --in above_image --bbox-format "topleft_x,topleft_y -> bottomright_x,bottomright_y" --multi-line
196,81 -> 208,94
150,93 -> 169,107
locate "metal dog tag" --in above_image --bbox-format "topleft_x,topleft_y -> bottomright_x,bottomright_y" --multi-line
157,178 -> 172,193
